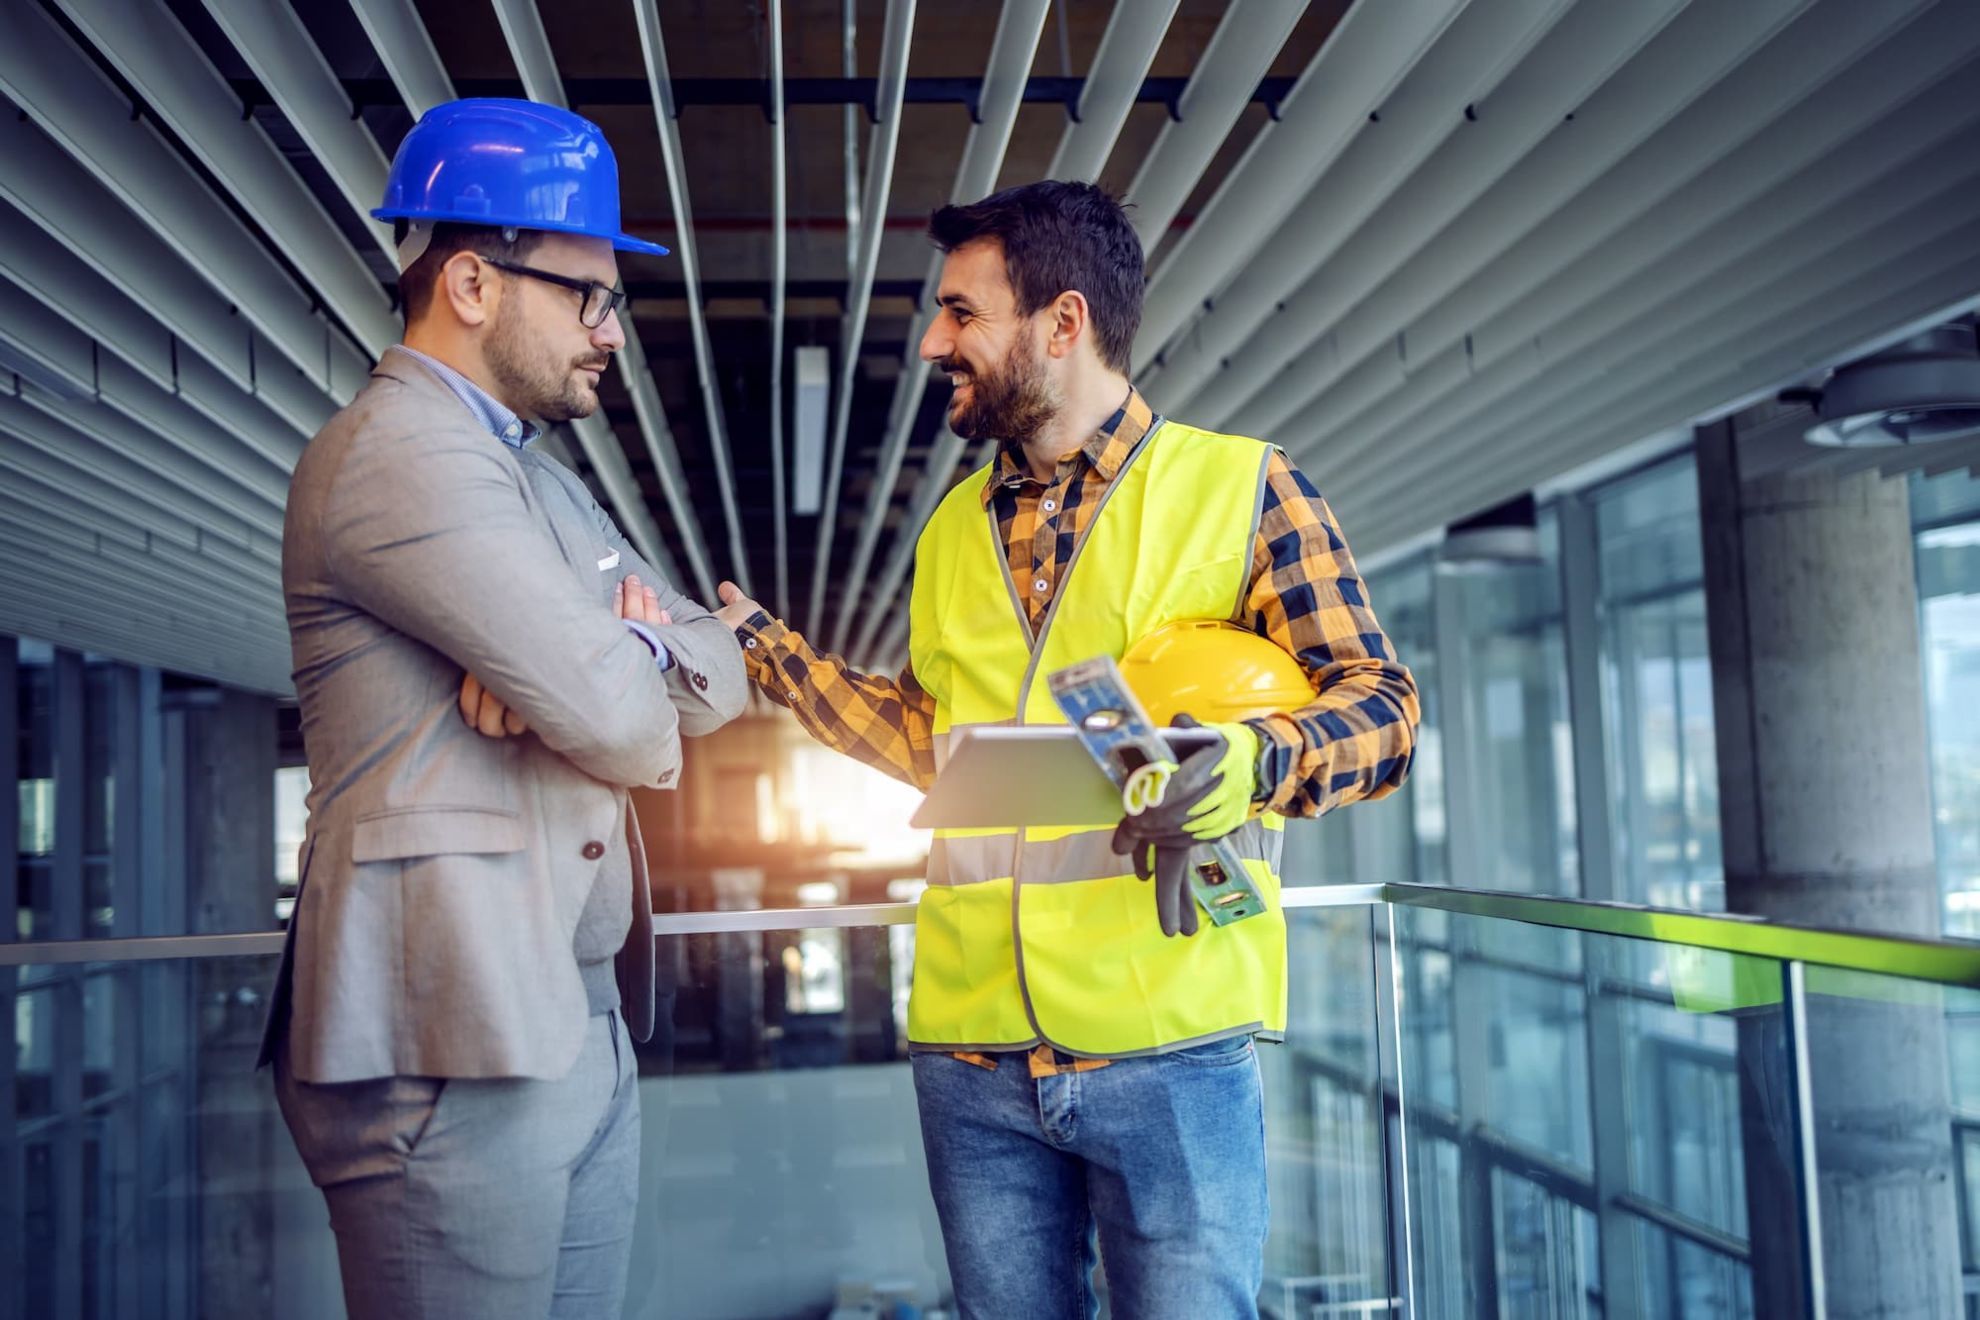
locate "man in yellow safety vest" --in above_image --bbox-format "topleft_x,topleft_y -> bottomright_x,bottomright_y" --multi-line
714,181 -> 1420,1318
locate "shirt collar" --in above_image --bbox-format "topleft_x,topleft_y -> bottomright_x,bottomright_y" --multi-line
388,345 -> 541,449
983,386 -> 1154,505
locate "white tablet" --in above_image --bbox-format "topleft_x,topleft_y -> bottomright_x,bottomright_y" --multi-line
909,725 -> 1220,829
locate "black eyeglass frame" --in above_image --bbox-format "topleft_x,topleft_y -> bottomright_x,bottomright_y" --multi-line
481,257 -> 628,329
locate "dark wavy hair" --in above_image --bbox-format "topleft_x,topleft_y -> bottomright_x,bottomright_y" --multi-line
927,181 -> 1145,373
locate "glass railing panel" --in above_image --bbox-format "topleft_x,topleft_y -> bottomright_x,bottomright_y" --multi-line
3,950 -> 283,1320
633,925 -> 947,1320
1262,903 -> 1395,1316
1389,904 -> 1792,1320
1795,967 -> 1972,1316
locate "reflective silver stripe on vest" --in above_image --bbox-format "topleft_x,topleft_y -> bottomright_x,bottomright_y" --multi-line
932,818 -> 1279,888
927,832 -> 1019,886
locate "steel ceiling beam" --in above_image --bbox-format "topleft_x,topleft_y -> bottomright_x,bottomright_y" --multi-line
1140,0 -> 1581,408
0,1 -> 367,396
847,0 -> 1175,662
195,0 -> 398,265
1121,0 -> 1309,248
806,0 -> 916,634
1134,0 -> 1469,361
1045,0 -> 1182,182
769,0 -> 792,619
346,0 -> 458,119
633,0 -> 752,594
225,73 -> 1302,115
828,0 -> 1050,654
489,0 -> 714,601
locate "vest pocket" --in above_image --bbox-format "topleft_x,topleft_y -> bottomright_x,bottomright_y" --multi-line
351,805 -> 526,862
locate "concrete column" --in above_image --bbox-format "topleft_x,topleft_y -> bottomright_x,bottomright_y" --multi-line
1697,421 -> 1959,1317
173,687 -> 280,1319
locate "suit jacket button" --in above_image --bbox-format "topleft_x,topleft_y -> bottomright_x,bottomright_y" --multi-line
582,841 -> 605,861
691,670 -> 708,691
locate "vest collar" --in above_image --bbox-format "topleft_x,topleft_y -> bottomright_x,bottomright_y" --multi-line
982,387 -> 1155,506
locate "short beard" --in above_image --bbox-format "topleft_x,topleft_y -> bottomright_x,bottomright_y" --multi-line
484,299 -> 603,423
946,335 -> 1059,445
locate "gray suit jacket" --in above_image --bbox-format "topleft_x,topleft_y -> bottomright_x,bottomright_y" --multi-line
261,349 -> 746,1083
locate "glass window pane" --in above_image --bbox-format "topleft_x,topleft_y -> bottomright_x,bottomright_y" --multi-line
1595,456 -> 1721,912
17,639 -> 54,940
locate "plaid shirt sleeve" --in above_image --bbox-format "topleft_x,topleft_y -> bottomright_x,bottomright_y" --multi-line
733,612 -> 938,790
1241,452 -> 1421,816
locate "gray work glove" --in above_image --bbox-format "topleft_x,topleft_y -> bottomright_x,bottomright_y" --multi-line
1108,715 -> 1233,938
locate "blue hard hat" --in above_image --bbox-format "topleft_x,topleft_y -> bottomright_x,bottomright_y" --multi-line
372,98 -> 669,257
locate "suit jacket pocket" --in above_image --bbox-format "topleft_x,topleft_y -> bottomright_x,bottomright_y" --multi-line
351,806 -> 527,862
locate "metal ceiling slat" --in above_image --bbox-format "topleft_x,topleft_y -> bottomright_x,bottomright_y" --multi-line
93,355 -> 295,503
0,112 -> 251,389
0,203 -> 176,393
1368,248 -> 1980,555
0,564 -> 288,693
0,435 -> 206,554
1133,0 -> 1470,361
1306,61 -> 1980,491
0,292 -> 95,398
769,0 -> 791,619
1348,218 -> 1980,549
1146,0 -> 1692,416
805,0 -> 917,634
1393,205 -> 1980,508
54,0 -> 397,348
194,0 -> 398,267
1331,159 -> 1980,508
829,0 -> 1050,654
848,0 -> 1169,661
1288,0 -> 1964,440
0,1 -> 348,391
1197,0 -> 1839,436
1045,0 -> 1181,182
490,0 -> 566,106
1121,0 -> 1309,248
3,388 -> 283,546
1142,0 -> 1577,408
486,0 -> 713,602
633,0 -> 753,594
0,503 -> 280,621
347,0 -> 457,118
174,351 -> 312,471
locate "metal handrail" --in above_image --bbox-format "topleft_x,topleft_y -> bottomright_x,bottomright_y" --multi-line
4,879 -> 1977,988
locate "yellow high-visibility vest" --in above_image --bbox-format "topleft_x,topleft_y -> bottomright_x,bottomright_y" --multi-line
906,419 -> 1289,1056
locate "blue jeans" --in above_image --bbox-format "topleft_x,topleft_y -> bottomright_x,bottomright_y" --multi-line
911,1036 -> 1268,1319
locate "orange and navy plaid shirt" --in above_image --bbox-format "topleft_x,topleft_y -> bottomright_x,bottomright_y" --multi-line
735,387 -> 1420,819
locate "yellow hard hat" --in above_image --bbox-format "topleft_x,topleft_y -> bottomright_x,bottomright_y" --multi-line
1119,619 -> 1314,727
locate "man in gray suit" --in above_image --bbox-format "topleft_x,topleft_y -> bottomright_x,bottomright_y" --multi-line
261,99 -> 746,1318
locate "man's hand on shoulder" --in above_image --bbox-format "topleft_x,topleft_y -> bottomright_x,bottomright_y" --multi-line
460,575 -> 673,739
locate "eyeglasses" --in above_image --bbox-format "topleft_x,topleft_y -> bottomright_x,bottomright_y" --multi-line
481,258 -> 628,329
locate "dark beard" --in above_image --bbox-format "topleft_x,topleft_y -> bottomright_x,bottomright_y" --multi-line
485,303 -> 602,423
945,338 -> 1058,444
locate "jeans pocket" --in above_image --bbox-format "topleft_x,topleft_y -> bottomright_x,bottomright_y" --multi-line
1164,1034 -> 1255,1066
